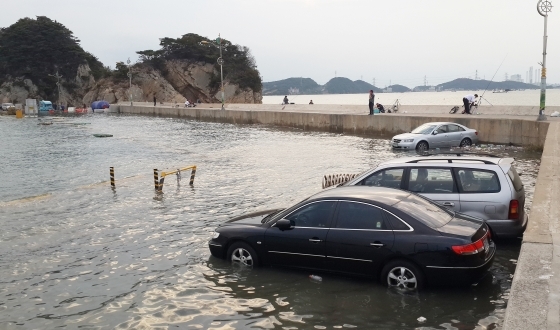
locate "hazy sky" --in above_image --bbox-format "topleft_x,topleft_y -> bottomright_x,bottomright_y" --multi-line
4,0 -> 559,87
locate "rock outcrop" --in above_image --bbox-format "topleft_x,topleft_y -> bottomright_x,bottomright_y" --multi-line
0,60 -> 262,106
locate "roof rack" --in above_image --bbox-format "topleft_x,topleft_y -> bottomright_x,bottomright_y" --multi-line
406,158 -> 496,164
416,151 -> 500,158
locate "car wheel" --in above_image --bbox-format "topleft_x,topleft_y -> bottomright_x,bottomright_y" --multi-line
460,138 -> 472,147
381,260 -> 424,291
416,141 -> 429,151
227,242 -> 258,267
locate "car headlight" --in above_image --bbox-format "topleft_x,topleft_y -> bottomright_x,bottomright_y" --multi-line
403,139 -> 414,142
211,231 -> 220,239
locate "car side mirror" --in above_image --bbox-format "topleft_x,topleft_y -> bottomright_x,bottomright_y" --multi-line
432,131 -> 438,135
275,219 -> 293,230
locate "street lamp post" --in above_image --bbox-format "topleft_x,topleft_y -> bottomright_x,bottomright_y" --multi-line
127,58 -> 133,106
199,34 -> 230,110
537,0 -> 553,121
48,71 -> 63,110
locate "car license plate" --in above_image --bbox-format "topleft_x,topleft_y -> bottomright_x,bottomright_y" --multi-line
483,237 -> 489,253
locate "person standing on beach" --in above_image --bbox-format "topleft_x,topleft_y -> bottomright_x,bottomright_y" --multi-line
368,90 -> 375,115
153,95 -> 156,106
283,96 -> 289,105
462,94 -> 478,114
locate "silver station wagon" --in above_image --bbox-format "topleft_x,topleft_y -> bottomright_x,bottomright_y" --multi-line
343,154 -> 527,238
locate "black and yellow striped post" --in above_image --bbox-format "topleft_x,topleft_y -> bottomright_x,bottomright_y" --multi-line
153,169 -> 159,191
110,167 -> 115,188
189,166 -> 197,185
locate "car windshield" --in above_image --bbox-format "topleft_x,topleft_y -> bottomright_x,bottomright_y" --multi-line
411,124 -> 437,134
392,193 -> 454,228
268,197 -> 311,222
261,209 -> 284,223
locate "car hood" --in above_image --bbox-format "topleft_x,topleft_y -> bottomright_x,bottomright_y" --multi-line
393,133 -> 422,140
437,212 -> 486,240
221,209 -> 284,227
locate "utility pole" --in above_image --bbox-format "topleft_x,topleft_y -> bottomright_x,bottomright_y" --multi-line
424,76 -> 427,86
127,58 -> 132,106
373,78 -> 376,87
475,70 -> 478,80
199,34 -> 230,110
537,0 -> 552,121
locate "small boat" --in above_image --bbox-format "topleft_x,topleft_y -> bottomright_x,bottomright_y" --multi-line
93,133 -> 113,138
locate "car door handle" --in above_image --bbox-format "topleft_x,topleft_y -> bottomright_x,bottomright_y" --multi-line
370,243 -> 385,248
309,238 -> 322,243
442,202 -> 455,206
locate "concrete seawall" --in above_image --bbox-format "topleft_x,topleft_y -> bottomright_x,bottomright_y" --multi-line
111,104 -> 550,148
503,122 -> 560,330
111,103 -> 559,327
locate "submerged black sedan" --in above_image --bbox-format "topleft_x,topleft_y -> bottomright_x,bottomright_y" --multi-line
208,186 -> 495,290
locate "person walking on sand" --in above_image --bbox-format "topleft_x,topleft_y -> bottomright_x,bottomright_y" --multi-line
462,94 -> 478,114
368,90 -> 375,115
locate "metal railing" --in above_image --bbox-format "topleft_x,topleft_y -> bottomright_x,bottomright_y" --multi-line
154,166 -> 197,192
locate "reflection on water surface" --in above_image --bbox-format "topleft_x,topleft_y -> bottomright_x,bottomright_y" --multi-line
0,115 -> 540,329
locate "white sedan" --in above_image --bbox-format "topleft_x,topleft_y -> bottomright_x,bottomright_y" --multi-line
391,122 -> 479,151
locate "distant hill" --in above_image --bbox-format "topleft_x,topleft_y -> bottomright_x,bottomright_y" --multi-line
436,78 -> 539,91
263,77 -> 382,95
324,77 -> 383,94
264,77 -> 546,96
262,77 -> 321,95
387,84 -> 411,93
352,80 -> 384,93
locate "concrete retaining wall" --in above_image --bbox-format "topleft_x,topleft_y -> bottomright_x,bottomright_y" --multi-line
111,104 -> 550,148
503,122 -> 560,329
112,102 -> 560,116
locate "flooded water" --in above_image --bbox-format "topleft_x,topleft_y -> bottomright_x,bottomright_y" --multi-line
0,114 -> 541,329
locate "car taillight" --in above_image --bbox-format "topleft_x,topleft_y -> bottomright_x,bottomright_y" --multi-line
452,234 -> 488,255
508,200 -> 519,220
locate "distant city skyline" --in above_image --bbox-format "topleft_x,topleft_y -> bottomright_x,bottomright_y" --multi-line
2,0 -> 559,85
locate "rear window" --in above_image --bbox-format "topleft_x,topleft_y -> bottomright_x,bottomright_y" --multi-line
456,169 -> 501,193
384,211 -> 411,231
392,193 -> 453,228
507,167 -> 524,192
